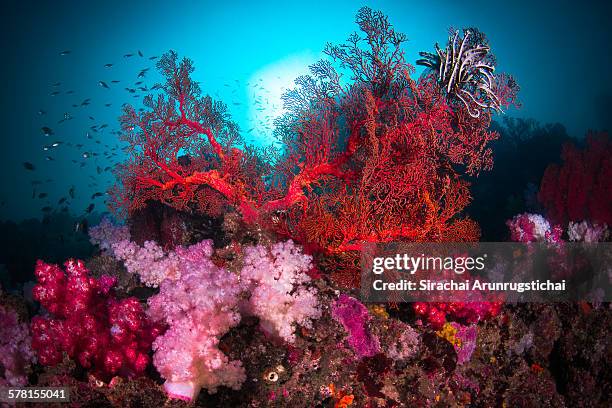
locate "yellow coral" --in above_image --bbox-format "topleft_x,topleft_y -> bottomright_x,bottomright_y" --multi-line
369,304 -> 389,319
435,322 -> 462,347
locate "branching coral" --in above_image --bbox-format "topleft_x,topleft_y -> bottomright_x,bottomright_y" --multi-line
538,132 -> 612,226
110,8 -> 518,291
30,260 -> 162,379
240,240 -> 321,343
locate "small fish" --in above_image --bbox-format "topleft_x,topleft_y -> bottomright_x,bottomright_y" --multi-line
91,192 -> 103,199
111,80 -> 120,83
138,50 -> 143,57
137,68 -> 149,78
75,219 -> 88,234
148,56 -> 158,60
37,109 -> 47,116
85,203 -> 95,213
41,126 -> 53,136
104,103 -> 112,107
50,91 -> 60,96
82,152 -> 90,158
38,193 -> 48,199
45,156 -> 54,161
59,50 -> 71,56
104,63 -> 113,68
52,82 -> 61,87
58,197 -> 67,204
69,186 -> 75,199
98,81 -> 110,89
23,162 -> 35,170
51,142 -> 61,147
124,53 -> 134,58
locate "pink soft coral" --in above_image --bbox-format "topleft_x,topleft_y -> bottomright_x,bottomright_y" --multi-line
30,259 -> 162,379
146,240 -> 245,401
88,217 -> 131,253
240,240 -> 321,343
111,239 -> 181,286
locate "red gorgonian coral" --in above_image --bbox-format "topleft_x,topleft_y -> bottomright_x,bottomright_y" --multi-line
110,7 -> 518,287
31,259 -> 163,379
538,132 -> 612,226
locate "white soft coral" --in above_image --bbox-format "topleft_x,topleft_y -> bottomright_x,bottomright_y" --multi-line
240,240 -> 321,343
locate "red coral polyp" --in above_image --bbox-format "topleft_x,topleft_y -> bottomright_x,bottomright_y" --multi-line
31,259 -> 163,379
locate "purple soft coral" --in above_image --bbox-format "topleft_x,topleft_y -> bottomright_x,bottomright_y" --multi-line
0,304 -> 35,386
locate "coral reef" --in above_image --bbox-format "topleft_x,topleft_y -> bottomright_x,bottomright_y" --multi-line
4,6 -> 609,408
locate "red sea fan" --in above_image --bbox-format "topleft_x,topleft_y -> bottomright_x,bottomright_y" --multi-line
31,259 -> 163,379
538,132 -> 612,226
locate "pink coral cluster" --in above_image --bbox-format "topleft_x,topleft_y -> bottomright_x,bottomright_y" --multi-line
88,217 -> 131,253
331,294 -> 380,358
240,240 -> 321,343
506,213 -> 562,243
1,304 -> 35,386
567,221 -> 609,242
111,239 -> 181,287
145,240 -> 245,401
30,259 -> 163,379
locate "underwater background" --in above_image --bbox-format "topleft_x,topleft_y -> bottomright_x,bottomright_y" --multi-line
0,1 -> 610,406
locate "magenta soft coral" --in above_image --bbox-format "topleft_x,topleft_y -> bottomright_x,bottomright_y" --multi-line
331,294 -> 380,358
31,259 -> 163,379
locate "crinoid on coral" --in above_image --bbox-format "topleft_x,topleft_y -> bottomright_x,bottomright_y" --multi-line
417,28 -> 519,118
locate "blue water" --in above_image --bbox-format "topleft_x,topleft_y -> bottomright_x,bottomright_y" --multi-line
0,0 -> 610,221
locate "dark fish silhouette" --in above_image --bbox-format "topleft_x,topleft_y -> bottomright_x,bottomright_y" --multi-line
124,53 -> 134,58
45,156 -> 54,161
91,192 -> 103,199
85,203 -> 95,213
98,81 -> 110,89
38,109 -> 47,116
58,197 -> 67,204
41,126 -> 53,136
69,186 -> 75,199
111,80 -> 120,83
38,193 -> 48,199
23,162 -> 35,170
59,50 -> 71,56
104,63 -> 113,68
138,50 -> 143,57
